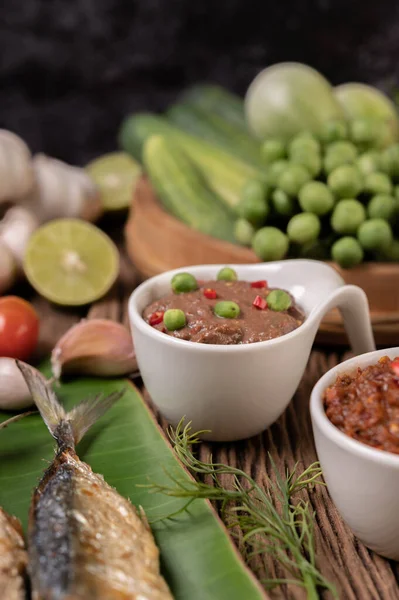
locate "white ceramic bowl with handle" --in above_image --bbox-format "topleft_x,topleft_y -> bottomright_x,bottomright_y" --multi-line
129,259 -> 375,441
311,347 -> 399,560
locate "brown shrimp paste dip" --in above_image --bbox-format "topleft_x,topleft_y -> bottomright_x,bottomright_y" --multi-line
143,279 -> 304,345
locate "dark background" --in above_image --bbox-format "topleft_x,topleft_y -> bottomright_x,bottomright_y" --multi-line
1,0 -> 399,165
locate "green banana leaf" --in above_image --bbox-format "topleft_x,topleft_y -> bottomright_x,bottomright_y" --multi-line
0,371 -> 266,600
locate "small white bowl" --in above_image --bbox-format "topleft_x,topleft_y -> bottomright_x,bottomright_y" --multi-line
311,348 -> 399,560
129,260 -> 375,441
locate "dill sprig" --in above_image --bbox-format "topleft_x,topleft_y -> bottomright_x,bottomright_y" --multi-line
148,419 -> 337,599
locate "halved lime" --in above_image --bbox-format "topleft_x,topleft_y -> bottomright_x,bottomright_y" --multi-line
24,219 -> 119,306
85,151 -> 141,211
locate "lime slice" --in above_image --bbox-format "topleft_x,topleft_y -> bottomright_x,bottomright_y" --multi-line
24,219 -> 119,306
85,152 -> 141,211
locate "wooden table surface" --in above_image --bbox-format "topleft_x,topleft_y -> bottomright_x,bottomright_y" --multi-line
24,223 -> 399,600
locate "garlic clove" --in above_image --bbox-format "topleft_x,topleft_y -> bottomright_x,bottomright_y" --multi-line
0,358 -> 33,410
0,130 -> 35,203
0,240 -> 17,294
51,319 -> 137,379
21,154 -> 103,224
0,206 -> 39,269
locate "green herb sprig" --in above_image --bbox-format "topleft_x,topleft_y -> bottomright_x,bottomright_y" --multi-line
148,419 -> 337,598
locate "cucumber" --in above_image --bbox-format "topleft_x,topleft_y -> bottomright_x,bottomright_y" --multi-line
143,135 -> 236,243
166,103 -> 264,167
179,84 -> 247,131
118,113 -> 167,162
119,113 -> 265,211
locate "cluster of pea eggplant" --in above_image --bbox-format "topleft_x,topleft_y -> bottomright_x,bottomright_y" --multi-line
148,268 -> 292,332
236,118 -> 399,268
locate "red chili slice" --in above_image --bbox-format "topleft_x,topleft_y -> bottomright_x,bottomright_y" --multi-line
204,288 -> 217,299
148,311 -> 164,326
391,358 -> 399,376
253,295 -> 267,310
250,280 -> 268,289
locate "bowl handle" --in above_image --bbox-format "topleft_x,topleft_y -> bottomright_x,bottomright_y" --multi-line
314,285 -> 376,355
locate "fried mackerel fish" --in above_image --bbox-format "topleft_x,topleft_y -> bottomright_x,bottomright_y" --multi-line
0,416 -> 29,600
0,507 -> 27,600
17,361 -> 173,600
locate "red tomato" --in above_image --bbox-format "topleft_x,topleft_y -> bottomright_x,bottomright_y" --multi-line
0,296 -> 39,360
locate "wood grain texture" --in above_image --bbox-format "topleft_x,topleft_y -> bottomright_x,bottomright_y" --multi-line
125,177 -> 399,347
31,245 -> 399,600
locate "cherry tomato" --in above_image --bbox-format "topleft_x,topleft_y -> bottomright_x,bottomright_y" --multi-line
0,296 -> 39,360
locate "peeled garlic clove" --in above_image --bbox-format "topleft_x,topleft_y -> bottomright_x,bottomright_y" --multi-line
51,319 -> 137,379
0,240 -> 17,294
0,206 -> 39,268
0,358 -> 33,410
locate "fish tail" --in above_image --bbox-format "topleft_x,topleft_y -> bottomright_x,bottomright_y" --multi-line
16,361 -> 66,436
67,392 -> 124,444
16,361 -> 124,447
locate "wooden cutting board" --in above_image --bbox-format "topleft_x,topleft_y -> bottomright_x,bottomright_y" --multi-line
125,177 -> 399,346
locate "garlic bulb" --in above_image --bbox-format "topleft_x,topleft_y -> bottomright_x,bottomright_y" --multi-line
0,130 -> 35,203
51,319 -> 137,379
22,154 -> 103,223
0,358 -> 33,410
0,240 -> 17,293
0,206 -> 39,268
